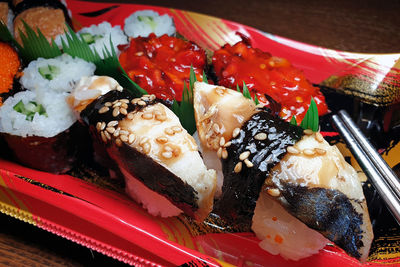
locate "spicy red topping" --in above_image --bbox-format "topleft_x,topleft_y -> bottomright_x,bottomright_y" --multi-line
119,34 -> 206,101
212,41 -> 328,121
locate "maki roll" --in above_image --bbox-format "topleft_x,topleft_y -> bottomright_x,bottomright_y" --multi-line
124,10 -> 176,38
13,0 -> 70,44
0,90 -> 79,173
0,41 -> 22,106
55,22 -> 129,59
70,76 -> 217,221
193,82 -> 373,261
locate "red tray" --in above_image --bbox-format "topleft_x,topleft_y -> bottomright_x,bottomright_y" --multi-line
1,1 -> 400,266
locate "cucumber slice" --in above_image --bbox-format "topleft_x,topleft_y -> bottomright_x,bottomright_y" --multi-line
80,33 -> 103,45
13,100 -> 47,121
38,64 -> 60,80
13,100 -> 25,113
137,16 -> 157,30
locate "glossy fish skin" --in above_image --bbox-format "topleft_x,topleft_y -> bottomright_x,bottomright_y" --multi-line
214,110 -> 304,224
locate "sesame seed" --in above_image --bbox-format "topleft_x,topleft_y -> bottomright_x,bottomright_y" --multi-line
113,129 -> 120,137
120,134 -> 128,142
219,137 -> 225,146
217,147 -> 223,158
303,129 -> 313,135
267,188 -> 280,197
149,94 -> 156,101
165,128 -> 174,135
173,126 -> 182,133
98,106 -> 109,114
303,148 -> 315,156
131,98 -> 139,104
315,132 -> 324,143
234,162 -> 242,173
156,114 -> 167,121
107,121 -> 118,127
172,148 -> 180,157
121,103 -> 128,109
96,122 -> 102,131
112,100 -> 119,105
143,143 -> 151,154
244,159 -> 253,168
239,151 -> 250,161
162,151 -> 173,159
232,128 -> 240,138
164,145 -> 172,152
156,136 -> 168,144
128,134 -> 135,144
112,107 -> 120,117
104,131 -> 111,140
104,102 -> 112,107
100,131 -> 107,143
213,123 -> 220,133
120,108 -> 128,115
222,149 -> 228,159
115,138 -> 122,147
224,141 -> 232,147
100,122 -> 106,131
106,127 -> 115,134
127,113 -> 134,120
138,100 -> 146,106
139,137 -> 149,145
215,88 -> 225,95
315,148 -> 326,155
141,95 -> 150,100
113,102 -> 122,107
120,130 -> 129,136
120,99 -> 129,103
254,132 -> 267,140
287,146 -> 300,154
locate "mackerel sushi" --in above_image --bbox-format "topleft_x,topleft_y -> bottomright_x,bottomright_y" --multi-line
13,0 -> 70,44
193,82 -> 373,261
70,76 -> 217,221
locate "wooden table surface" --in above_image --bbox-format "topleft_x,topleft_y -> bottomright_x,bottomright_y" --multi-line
1,0 -> 400,266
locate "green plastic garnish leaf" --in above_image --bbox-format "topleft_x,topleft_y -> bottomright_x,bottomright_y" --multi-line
299,98 -> 319,132
236,81 -> 259,105
171,66 -> 199,135
290,115 -> 297,126
202,70 -> 208,84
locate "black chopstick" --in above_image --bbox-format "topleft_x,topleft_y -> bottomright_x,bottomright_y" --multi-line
331,110 -> 400,224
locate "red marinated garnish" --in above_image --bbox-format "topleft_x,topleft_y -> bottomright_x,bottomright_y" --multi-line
212,41 -> 328,121
119,34 -> 206,101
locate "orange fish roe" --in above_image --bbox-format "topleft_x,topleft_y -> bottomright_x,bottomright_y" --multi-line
0,42 -> 21,98
274,234 -> 284,244
272,216 -> 278,221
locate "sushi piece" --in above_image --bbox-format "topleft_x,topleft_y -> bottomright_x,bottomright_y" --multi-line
55,22 -> 128,59
0,0 -> 13,33
70,76 -> 216,221
124,10 -> 175,38
20,53 -> 96,94
193,82 -> 373,261
212,41 -> 328,121
13,0 -> 70,44
0,41 -> 22,106
0,89 -> 79,173
119,33 -> 206,101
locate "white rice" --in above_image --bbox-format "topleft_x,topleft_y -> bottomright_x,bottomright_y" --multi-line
124,10 -> 175,38
0,90 -> 76,138
20,54 -> 96,94
55,22 -> 128,58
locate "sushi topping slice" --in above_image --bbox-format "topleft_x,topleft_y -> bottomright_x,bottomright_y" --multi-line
119,34 -> 206,101
214,110 -> 304,223
76,84 -> 216,221
38,64 -> 60,80
12,100 -> 47,121
80,33 -> 104,45
212,41 -> 328,121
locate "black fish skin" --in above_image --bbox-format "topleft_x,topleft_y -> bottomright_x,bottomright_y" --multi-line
214,110 -> 303,224
80,90 -> 199,216
277,184 -> 364,259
